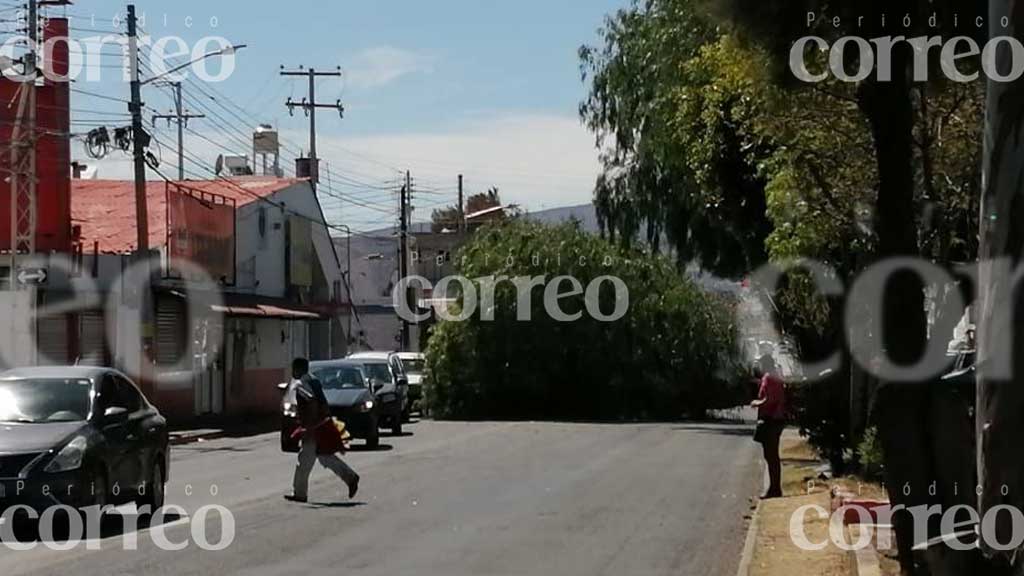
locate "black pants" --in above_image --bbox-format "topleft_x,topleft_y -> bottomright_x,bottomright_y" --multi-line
757,420 -> 785,496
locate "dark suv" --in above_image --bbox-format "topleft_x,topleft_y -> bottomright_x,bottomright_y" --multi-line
279,360 -> 381,450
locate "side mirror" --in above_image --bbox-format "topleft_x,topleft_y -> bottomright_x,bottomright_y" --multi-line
371,379 -> 384,393
103,406 -> 128,422
398,378 -> 409,388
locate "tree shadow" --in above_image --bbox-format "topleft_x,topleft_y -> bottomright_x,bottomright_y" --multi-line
1,509 -> 185,544
672,423 -> 756,437
305,501 -> 367,509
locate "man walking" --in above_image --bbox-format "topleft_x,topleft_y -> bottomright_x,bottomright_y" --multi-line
286,358 -> 360,503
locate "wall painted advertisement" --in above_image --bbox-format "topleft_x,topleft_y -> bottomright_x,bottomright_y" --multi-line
167,183 -> 237,284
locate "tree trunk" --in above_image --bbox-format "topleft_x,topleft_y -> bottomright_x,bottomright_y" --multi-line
858,39 -> 933,574
977,1 -> 1024,572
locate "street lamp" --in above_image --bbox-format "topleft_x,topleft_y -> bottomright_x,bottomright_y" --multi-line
140,44 -> 247,86
141,45 -> 246,180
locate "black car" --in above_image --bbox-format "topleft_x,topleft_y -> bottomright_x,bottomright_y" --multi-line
279,361 -> 380,450
0,367 -> 169,516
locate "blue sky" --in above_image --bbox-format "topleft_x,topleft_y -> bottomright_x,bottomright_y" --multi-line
21,0 -> 628,231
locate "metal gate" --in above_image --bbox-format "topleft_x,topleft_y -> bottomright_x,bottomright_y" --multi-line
36,315 -> 69,366
78,311 -> 108,366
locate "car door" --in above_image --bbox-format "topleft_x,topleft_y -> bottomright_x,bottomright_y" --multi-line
96,374 -> 133,494
389,356 -> 409,409
113,376 -> 147,491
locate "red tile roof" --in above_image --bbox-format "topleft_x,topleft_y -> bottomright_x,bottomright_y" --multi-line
72,178 -> 306,253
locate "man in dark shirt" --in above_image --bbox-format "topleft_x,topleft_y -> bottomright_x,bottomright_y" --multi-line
286,358 -> 360,503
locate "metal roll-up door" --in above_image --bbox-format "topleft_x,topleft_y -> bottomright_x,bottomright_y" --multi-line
156,298 -> 186,367
37,315 -> 69,366
78,311 -> 108,366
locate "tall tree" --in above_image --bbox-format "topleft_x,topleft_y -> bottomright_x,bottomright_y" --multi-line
580,0 -> 772,277
977,1 -> 1024,571
431,188 -> 503,233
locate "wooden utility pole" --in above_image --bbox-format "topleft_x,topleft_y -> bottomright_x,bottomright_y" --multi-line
281,66 -> 344,191
152,82 -> 204,180
126,4 -> 156,393
127,4 -> 148,253
400,171 -> 411,350
458,174 -> 465,233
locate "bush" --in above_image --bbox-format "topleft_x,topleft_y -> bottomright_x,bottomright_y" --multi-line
857,426 -> 885,481
787,371 -> 850,474
423,220 -> 745,421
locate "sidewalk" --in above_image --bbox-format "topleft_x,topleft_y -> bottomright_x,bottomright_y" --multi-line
740,430 -> 898,576
168,415 -> 278,446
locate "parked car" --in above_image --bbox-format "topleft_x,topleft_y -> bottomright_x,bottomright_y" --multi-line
346,352 -> 409,435
397,352 -> 426,418
278,360 -> 381,450
0,366 -> 169,517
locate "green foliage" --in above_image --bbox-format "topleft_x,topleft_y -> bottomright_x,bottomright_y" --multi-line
579,0 -> 771,277
432,188 -> 504,233
423,220 -> 745,421
857,426 -> 885,481
786,373 -> 850,474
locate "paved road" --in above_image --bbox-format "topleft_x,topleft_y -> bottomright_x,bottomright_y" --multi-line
0,420 -> 761,576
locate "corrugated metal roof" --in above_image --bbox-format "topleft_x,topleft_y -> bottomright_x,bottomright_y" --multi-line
72,178 -> 306,253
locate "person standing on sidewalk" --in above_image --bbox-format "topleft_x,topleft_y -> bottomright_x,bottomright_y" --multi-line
751,354 -> 785,499
285,358 -> 360,503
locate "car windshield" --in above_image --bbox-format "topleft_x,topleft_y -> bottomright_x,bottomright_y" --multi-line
403,358 -> 426,375
0,378 -> 92,423
313,366 -> 366,390
363,362 -> 393,384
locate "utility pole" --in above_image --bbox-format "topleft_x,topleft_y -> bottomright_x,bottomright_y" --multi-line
152,82 -> 204,180
126,4 -> 155,393
399,171 -> 411,350
281,66 -> 344,191
6,0 -> 37,368
127,5 -> 148,253
458,174 -> 465,233
9,0 -> 38,286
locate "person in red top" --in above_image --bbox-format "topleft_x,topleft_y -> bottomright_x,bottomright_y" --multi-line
751,354 -> 786,499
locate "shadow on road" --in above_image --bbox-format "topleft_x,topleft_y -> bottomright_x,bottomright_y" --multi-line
180,445 -> 260,455
0,510 -> 185,544
672,423 -> 755,437
305,501 -> 367,509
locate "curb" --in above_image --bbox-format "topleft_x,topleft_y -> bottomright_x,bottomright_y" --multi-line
169,430 -> 228,446
735,500 -> 762,576
847,525 -> 882,576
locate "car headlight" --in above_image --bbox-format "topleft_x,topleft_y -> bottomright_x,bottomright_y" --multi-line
45,436 -> 87,473
358,400 -> 374,413
283,401 -> 297,418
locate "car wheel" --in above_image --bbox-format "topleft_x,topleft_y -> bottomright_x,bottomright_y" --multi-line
139,458 -> 165,513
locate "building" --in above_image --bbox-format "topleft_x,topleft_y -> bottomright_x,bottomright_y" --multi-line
16,177 -> 350,421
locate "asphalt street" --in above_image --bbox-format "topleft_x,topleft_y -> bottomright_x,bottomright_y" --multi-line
0,419 -> 761,576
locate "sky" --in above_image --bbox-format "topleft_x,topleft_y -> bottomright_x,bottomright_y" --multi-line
10,0 -> 628,233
